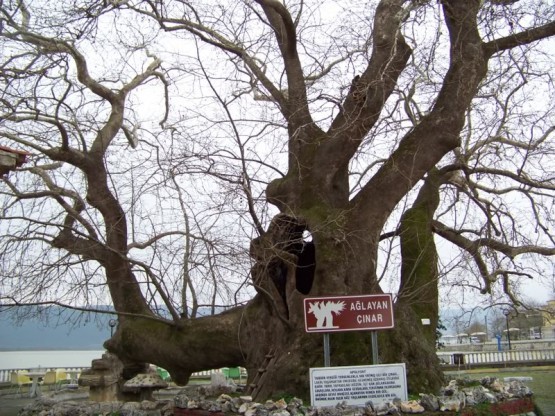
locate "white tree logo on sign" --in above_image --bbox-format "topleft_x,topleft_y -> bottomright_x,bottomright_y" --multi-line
308,301 -> 346,329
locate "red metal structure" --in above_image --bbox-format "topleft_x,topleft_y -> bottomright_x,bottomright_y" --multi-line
0,145 -> 30,176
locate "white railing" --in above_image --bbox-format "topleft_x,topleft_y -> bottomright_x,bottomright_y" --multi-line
437,348 -> 555,367
0,367 -> 245,385
0,367 -> 87,384
189,369 -> 221,378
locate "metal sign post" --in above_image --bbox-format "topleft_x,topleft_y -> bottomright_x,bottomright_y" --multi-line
371,330 -> 379,364
323,333 -> 331,367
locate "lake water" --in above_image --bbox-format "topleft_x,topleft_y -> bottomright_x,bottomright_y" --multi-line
0,350 -> 105,370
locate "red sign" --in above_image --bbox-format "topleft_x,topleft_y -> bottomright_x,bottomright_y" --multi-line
304,294 -> 394,333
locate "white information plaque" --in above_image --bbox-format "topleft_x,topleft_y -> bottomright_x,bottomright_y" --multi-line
309,364 -> 407,407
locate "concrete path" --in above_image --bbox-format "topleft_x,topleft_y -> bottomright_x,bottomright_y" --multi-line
0,395 -> 34,416
0,388 -> 88,416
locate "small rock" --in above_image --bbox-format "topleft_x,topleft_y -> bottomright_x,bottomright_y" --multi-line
245,404 -> 268,416
316,406 -> 343,416
289,408 -> 305,416
271,409 -> 291,416
205,401 -> 223,412
174,394 -> 189,408
265,399 -> 278,410
489,379 -> 504,393
188,399 -> 201,409
418,393 -> 439,411
442,379 -> 458,396
471,386 -> 497,404
217,394 -> 233,403
221,401 -> 235,412
363,402 -> 375,416
399,400 -> 424,414
232,396 -> 243,409
480,376 -> 495,387
439,397 -> 462,412
274,398 -> 288,410
161,401 -> 174,416
243,401 -> 263,416
287,397 -> 303,410
506,380 -> 533,398
374,402 -> 397,416
122,401 -> 142,410
141,399 -> 159,409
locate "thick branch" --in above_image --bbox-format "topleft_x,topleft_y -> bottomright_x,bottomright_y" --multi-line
433,220 -> 555,259
351,0 -> 488,225
129,258 -> 181,322
105,304 -> 247,384
467,167 -> 555,191
51,229 -> 111,263
253,0 -> 312,127
484,20 -> 555,56
128,231 -> 202,251
328,0 -> 411,145
268,0 -> 413,211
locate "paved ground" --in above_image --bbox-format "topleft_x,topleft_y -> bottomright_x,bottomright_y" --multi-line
0,387 -> 87,416
0,381 -> 213,415
0,385 -> 189,415
0,395 -> 33,416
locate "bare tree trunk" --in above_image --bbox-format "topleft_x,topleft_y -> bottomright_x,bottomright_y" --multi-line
380,303 -> 444,394
103,200 -> 444,398
380,169 -> 445,393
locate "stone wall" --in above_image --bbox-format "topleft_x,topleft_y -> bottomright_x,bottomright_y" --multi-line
17,376 -> 540,416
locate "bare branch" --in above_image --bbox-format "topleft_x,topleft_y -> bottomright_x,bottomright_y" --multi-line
485,20 -> 555,56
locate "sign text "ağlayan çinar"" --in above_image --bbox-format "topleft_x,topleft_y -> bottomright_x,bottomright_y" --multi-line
350,300 -> 389,310
350,300 -> 389,324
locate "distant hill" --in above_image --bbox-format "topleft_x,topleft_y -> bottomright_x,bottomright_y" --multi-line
0,306 -> 111,350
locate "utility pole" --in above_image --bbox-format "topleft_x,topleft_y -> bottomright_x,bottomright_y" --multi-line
503,309 -> 512,350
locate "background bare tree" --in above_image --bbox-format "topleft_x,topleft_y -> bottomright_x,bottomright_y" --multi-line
1,0 -> 554,398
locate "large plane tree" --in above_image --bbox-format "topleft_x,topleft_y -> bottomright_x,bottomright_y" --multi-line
1,0 -> 554,399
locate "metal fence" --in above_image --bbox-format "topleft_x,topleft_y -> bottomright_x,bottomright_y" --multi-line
437,348 -> 555,369
0,367 -> 87,385
0,367 -> 245,385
